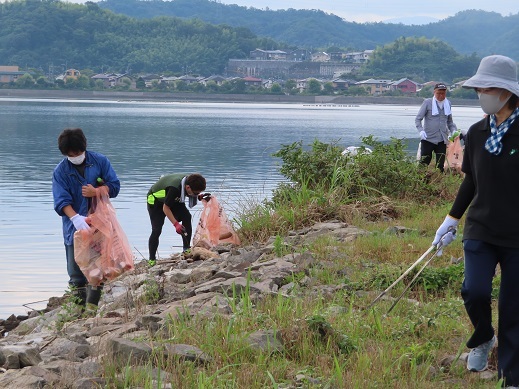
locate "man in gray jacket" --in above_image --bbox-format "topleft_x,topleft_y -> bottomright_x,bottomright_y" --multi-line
415,83 -> 457,172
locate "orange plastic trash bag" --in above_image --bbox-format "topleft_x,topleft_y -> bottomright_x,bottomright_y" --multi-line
193,195 -> 240,249
444,136 -> 464,172
74,191 -> 134,286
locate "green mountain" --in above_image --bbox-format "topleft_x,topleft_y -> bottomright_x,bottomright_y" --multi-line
0,0 -> 285,74
98,0 -> 519,60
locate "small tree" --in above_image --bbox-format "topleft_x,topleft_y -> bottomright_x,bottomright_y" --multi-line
136,77 -> 146,89
307,79 -> 322,94
15,74 -> 36,88
205,80 -> 219,93
76,75 -> 91,89
270,83 -> 282,94
344,86 -> 368,96
175,80 -> 188,91
284,79 -> 297,95
322,82 -> 334,95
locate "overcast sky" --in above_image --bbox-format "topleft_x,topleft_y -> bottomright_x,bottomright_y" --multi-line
54,0 -> 518,23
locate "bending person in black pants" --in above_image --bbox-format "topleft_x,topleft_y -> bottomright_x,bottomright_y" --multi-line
146,173 -> 206,266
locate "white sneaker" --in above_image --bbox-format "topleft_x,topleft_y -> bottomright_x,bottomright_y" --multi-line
467,335 -> 496,372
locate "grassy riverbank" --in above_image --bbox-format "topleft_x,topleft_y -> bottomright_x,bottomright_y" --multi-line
97,138 -> 498,388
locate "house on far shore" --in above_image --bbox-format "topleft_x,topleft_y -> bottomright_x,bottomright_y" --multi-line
56,69 -> 81,83
200,75 -> 227,86
242,76 -> 263,87
355,78 -> 392,95
388,78 -> 420,94
0,66 -> 26,83
331,78 -> 355,90
91,72 -> 128,88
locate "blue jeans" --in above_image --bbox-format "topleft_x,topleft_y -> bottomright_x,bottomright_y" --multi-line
65,244 -> 87,287
462,239 -> 519,386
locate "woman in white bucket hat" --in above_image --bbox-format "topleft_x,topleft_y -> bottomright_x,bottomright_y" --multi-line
433,55 -> 519,387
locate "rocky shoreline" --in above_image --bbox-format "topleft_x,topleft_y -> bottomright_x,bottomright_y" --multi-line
0,220 -> 495,388
0,221 -> 366,387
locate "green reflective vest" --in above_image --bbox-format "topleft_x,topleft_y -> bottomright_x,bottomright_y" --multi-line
147,173 -> 186,205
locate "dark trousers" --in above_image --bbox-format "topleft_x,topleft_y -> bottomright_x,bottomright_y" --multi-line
148,202 -> 192,259
65,243 -> 87,287
462,239 -> 519,386
420,140 -> 446,172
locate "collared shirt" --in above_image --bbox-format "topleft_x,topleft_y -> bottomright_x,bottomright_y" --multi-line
415,98 -> 457,144
450,115 -> 519,247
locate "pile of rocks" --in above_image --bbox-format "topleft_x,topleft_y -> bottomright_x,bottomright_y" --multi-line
0,221 -> 485,388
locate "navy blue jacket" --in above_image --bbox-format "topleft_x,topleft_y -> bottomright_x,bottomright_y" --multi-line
52,150 -> 120,245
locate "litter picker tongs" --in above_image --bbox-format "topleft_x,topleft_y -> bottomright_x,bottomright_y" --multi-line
367,228 -> 455,313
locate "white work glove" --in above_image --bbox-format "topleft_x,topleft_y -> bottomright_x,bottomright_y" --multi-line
70,214 -> 91,231
420,131 -> 427,140
432,215 -> 459,256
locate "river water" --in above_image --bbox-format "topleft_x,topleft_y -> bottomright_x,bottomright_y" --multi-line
0,98 -> 484,318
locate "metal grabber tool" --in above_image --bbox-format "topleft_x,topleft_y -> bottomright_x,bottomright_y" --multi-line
367,227 -> 455,312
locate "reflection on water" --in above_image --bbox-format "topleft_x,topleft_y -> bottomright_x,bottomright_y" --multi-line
0,99 -> 484,318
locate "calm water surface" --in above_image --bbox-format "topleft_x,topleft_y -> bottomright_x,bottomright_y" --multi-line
0,98 -> 484,318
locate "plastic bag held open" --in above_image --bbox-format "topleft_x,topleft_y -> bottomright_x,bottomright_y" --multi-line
73,190 -> 134,286
193,195 -> 240,249
444,136 -> 463,172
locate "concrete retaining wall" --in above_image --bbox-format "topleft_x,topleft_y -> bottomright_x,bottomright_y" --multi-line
0,89 -> 478,107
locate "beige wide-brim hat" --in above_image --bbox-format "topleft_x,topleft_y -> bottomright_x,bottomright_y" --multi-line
463,55 -> 519,97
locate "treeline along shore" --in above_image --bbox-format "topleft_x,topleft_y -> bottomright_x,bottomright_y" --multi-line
0,89 -> 479,106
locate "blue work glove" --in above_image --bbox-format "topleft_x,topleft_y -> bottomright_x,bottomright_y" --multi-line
420,131 -> 427,140
432,215 -> 459,256
70,214 -> 91,231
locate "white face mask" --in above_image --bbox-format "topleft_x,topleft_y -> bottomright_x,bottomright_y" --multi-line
478,90 -> 511,115
67,152 -> 85,165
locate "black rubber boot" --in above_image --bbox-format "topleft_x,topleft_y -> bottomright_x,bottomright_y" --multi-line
86,284 -> 103,307
69,284 -> 87,307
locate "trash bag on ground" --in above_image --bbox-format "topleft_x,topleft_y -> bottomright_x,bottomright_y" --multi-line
444,136 -> 464,172
74,190 -> 134,286
193,195 -> 240,249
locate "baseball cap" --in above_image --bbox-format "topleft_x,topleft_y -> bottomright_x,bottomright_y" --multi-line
434,83 -> 447,90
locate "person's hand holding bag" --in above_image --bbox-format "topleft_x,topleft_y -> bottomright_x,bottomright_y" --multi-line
70,214 -> 91,231
197,193 -> 212,201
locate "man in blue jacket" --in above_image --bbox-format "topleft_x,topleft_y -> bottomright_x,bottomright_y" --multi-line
52,128 -> 120,309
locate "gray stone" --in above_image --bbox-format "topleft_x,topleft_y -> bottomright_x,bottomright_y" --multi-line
107,337 -> 153,366
245,330 -> 284,353
2,344 -> 42,367
164,268 -> 194,284
163,343 -> 211,364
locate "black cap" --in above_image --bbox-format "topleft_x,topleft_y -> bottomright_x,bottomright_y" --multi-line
434,83 -> 447,90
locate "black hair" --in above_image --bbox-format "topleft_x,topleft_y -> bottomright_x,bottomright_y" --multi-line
186,173 -> 206,192
58,128 -> 87,155
507,93 -> 519,110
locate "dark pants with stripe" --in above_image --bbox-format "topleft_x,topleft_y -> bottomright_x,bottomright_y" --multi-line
462,239 -> 519,386
420,140 -> 446,172
148,201 -> 192,259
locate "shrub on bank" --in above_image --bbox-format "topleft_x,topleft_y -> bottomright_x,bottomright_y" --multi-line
237,136 -> 463,242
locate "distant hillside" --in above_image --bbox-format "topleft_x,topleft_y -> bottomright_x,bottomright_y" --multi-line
0,0 -> 284,74
99,0 -> 519,60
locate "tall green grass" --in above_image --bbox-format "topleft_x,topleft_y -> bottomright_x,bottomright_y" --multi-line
97,137 -> 502,388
